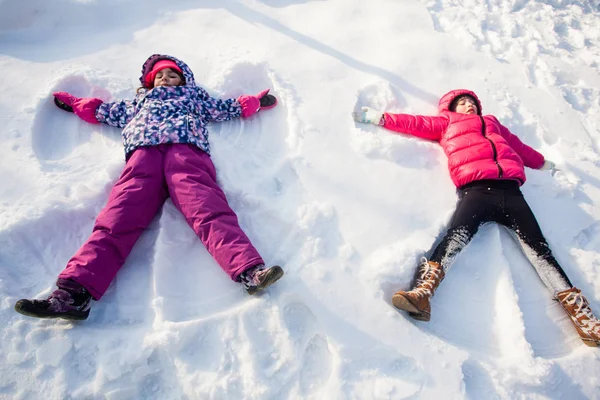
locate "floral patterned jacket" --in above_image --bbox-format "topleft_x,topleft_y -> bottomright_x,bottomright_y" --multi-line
95,54 -> 242,156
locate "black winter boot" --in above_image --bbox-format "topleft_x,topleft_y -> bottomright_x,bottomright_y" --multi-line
15,278 -> 92,320
240,265 -> 284,295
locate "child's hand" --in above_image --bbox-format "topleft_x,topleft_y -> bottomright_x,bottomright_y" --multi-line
540,160 -> 557,171
53,92 -> 103,124
352,107 -> 384,125
54,97 -> 74,112
259,91 -> 277,109
238,89 -> 277,119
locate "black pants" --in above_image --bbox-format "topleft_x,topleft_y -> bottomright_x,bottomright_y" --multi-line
429,180 -> 572,293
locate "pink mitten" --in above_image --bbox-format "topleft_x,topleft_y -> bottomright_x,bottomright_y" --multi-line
237,89 -> 277,119
53,92 -> 103,124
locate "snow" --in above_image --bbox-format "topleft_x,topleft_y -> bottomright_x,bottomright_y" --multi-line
1,0 -> 600,398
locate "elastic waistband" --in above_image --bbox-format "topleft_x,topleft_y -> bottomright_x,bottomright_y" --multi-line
459,179 -> 521,191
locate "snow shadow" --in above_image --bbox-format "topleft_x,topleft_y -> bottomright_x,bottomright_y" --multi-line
0,0 -> 210,61
461,358 -> 500,400
1,0 -> 437,105
218,1 -> 439,105
279,298 -> 332,397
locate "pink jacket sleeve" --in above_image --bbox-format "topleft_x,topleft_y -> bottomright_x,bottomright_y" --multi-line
382,113 -> 448,141
496,118 -> 545,169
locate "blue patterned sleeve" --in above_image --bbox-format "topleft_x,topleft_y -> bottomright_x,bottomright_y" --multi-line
197,87 -> 242,122
95,93 -> 141,128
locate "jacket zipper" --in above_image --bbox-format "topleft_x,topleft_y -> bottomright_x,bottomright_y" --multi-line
479,116 -> 503,178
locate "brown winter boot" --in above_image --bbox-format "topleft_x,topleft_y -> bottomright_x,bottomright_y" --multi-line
555,287 -> 600,347
392,259 -> 445,321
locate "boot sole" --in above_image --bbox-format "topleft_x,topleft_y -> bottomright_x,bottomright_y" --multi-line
392,293 -> 430,322
247,266 -> 284,295
582,339 -> 600,347
14,301 -> 89,321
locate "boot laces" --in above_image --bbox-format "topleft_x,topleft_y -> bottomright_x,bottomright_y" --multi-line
563,291 -> 600,334
412,258 -> 441,298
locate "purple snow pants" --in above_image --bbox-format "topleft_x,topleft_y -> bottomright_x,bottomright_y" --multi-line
58,144 -> 264,300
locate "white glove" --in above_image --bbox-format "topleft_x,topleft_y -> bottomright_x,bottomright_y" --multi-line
540,160 -> 557,171
352,107 -> 384,125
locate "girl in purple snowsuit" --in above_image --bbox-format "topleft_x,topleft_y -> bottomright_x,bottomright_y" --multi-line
15,54 -> 283,321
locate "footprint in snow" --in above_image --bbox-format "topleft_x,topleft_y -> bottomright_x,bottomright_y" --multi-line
281,299 -> 334,396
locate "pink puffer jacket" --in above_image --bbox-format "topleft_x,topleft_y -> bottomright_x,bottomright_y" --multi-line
382,89 -> 545,188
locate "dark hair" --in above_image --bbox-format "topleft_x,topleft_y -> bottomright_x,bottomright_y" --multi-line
136,70 -> 186,93
449,94 -> 478,114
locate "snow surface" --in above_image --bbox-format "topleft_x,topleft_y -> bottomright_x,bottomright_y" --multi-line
1,0 -> 600,399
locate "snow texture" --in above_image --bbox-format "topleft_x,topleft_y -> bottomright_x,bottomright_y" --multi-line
1,0 -> 600,399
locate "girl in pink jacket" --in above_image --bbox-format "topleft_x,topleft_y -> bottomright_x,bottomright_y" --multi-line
353,89 -> 600,347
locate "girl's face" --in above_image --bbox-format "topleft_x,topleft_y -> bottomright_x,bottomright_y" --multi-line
454,96 -> 478,115
154,68 -> 183,87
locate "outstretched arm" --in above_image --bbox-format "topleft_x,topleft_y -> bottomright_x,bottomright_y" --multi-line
53,92 -> 103,124
95,97 -> 139,128
53,91 -> 139,128
198,87 -> 242,122
198,87 -> 277,123
353,107 -> 448,141
382,112 -> 448,141
496,118 -> 545,169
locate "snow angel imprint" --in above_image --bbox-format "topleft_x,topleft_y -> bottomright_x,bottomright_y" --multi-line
15,54 -> 282,321
353,89 -> 600,347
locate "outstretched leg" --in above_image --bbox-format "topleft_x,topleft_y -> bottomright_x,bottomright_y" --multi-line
430,182 -> 503,270
501,188 -> 572,293
15,147 -> 169,319
59,147 -> 169,299
501,188 -> 599,346
393,181 -> 502,319
164,145 -> 266,281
